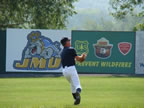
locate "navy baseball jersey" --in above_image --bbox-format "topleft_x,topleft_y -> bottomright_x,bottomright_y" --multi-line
61,47 -> 77,68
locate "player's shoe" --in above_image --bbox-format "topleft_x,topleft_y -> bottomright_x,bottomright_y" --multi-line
74,91 -> 81,105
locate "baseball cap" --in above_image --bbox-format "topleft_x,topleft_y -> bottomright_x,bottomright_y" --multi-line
60,37 -> 70,46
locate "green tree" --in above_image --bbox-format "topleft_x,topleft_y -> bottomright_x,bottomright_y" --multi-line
0,0 -> 77,30
109,0 -> 144,31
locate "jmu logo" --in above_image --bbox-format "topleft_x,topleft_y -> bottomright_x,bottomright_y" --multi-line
13,31 -> 61,70
93,37 -> 113,59
75,40 -> 89,55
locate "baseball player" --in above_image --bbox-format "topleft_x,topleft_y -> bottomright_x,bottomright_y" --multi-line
60,37 -> 87,105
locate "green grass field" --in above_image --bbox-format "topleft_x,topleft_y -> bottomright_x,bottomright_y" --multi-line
0,76 -> 144,108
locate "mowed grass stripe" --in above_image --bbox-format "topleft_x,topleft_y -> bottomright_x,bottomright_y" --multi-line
0,76 -> 144,108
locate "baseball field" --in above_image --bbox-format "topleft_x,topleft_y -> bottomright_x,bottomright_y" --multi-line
0,76 -> 144,108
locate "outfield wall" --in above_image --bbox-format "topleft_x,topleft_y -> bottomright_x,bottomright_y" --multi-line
0,30 -> 6,73
6,29 -> 71,73
0,28 -> 144,74
72,31 -> 135,74
135,31 -> 144,74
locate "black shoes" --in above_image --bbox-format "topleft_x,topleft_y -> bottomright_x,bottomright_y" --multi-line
74,91 -> 81,105
72,88 -> 81,105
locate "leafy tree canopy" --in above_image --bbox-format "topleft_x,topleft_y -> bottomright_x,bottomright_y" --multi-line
0,0 -> 77,30
109,0 -> 144,30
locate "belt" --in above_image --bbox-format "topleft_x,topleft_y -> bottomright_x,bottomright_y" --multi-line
63,65 -> 74,68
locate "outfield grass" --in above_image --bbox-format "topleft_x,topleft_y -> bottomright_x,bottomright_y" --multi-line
0,76 -> 144,108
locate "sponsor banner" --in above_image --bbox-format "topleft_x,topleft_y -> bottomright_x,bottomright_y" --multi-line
72,31 -> 135,74
6,28 -> 71,72
135,31 -> 144,74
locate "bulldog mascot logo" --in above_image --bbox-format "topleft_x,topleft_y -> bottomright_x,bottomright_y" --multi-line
24,31 -> 61,59
13,31 -> 62,70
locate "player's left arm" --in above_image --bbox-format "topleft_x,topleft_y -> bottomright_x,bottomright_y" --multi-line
75,53 -> 87,63
71,48 -> 87,63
